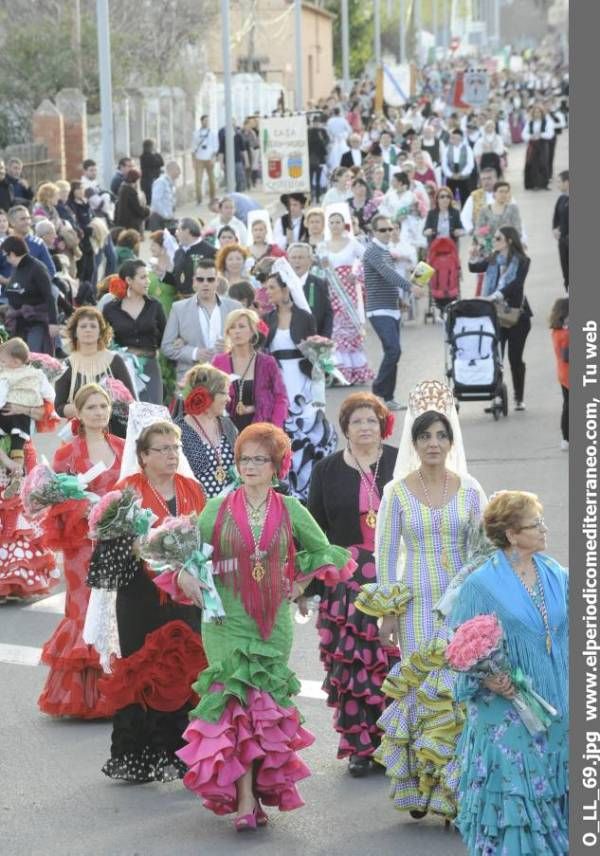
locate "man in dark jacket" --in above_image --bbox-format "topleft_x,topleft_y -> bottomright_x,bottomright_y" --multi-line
5,158 -> 33,207
2,236 -> 58,354
288,242 -> 333,337
165,217 -> 216,297
307,115 -> 330,203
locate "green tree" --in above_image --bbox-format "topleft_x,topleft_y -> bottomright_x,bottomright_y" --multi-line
325,0 -> 374,80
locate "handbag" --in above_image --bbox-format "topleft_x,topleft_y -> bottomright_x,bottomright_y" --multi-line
495,298 -> 522,328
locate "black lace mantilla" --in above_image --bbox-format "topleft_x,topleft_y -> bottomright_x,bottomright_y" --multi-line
86,535 -> 142,590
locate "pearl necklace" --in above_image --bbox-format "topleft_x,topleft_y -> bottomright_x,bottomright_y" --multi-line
417,469 -> 449,570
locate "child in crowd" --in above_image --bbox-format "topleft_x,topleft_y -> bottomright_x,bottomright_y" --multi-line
549,296 -> 569,450
0,338 -> 54,474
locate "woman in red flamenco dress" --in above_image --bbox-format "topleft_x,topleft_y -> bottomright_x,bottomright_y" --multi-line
37,383 -> 125,719
86,407 -> 207,783
0,402 -> 61,601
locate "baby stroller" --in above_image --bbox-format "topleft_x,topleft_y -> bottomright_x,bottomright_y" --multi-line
445,298 -> 508,420
424,237 -> 461,324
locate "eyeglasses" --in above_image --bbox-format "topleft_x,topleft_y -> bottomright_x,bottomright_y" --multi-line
376,227 -> 394,233
148,444 -> 181,455
238,455 -> 272,466
195,275 -> 216,282
520,518 -> 546,531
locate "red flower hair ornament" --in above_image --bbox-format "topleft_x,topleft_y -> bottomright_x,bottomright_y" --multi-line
108,275 -> 128,300
382,412 -> 395,439
70,418 -> 82,436
278,447 -> 292,479
257,319 -> 269,337
184,386 -> 213,416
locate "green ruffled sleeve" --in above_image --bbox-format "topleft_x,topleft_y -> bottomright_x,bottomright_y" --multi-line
285,496 -> 354,582
355,581 -> 412,617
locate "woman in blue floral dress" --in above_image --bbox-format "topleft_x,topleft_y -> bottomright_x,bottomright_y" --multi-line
449,490 -> 568,855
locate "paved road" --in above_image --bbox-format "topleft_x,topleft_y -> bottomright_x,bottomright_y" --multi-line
1,133 -> 568,856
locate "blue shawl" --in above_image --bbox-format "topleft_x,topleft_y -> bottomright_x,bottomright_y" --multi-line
450,549 -> 568,715
482,252 -> 520,297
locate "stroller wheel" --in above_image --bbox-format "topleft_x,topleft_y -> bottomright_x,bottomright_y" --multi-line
501,383 -> 509,417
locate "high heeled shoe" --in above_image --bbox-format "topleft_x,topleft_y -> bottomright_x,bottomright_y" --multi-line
255,805 -> 268,827
234,807 -> 258,832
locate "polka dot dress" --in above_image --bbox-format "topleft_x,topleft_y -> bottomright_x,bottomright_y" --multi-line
178,420 -> 235,498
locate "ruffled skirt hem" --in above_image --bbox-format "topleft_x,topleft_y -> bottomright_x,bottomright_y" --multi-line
102,749 -> 187,784
178,685 -> 314,814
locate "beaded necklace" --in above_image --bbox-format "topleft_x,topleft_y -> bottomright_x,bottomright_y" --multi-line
192,415 -> 226,484
507,554 -> 552,654
146,479 -> 178,517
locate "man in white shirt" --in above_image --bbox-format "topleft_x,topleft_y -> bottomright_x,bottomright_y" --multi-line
192,115 -> 218,205
148,161 -> 181,230
379,130 -> 398,166
161,258 -> 240,381
80,159 -> 113,220
208,196 -> 248,245
441,129 -> 475,207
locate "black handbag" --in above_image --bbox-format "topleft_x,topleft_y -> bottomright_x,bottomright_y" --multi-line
495,299 -> 523,328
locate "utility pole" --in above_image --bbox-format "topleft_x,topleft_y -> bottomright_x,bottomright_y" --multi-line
399,0 -> 406,64
374,0 -> 381,67
493,0 -> 501,48
72,0 -> 83,88
341,0 -> 350,96
433,0 -> 439,46
221,0 -> 235,192
294,0 -> 304,111
96,0 -> 114,190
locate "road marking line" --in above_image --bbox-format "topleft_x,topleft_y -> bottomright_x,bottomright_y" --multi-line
0,644 -> 328,700
0,643 -> 42,666
23,592 -> 66,614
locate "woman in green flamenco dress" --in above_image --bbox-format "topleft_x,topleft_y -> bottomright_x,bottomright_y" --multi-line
160,422 -> 355,831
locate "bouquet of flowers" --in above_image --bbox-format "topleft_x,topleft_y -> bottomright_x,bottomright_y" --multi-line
109,344 -> 150,397
475,224 -> 493,256
140,515 -> 225,623
29,352 -> 65,383
21,461 -> 100,517
100,376 -> 134,423
445,613 -> 558,736
88,487 -> 155,541
299,335 -> 349,407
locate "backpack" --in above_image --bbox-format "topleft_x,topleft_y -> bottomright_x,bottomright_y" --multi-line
427,237 -> 460,300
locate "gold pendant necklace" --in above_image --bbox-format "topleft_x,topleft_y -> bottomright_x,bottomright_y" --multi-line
417,469 -> 449,570
243,488 -> 272,584
193,415 -> 226,483
351,448 -> 382,529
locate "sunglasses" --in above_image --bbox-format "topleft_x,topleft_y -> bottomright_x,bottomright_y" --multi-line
376,227 -> 394,233
195,275 -> 217,282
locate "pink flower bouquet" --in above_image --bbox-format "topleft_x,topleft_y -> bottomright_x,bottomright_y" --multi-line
29,352 -> 64,383
446,614 -> 557,735
100,377 -> 134,422
88,487 -> 155,541
21,462 -> 93,517
140,515 -> 225,622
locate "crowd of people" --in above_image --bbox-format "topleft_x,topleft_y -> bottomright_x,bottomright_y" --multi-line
0,42 -> 569,856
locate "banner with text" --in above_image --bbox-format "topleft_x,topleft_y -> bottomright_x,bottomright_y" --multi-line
260,115 -> 310,194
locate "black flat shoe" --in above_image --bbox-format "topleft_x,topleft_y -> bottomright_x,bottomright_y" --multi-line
348,755 -> 370,777
409,809 -> 428,820
369,759 -> 386,773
